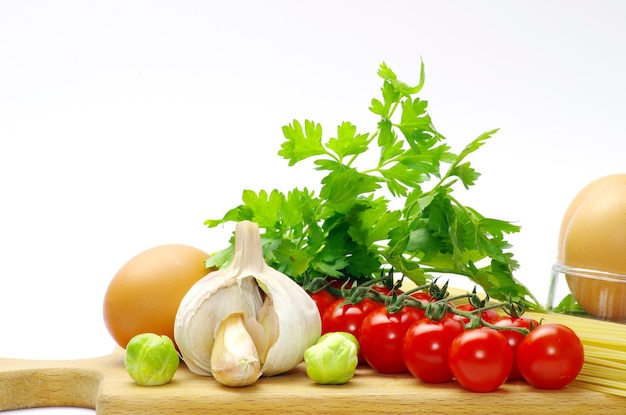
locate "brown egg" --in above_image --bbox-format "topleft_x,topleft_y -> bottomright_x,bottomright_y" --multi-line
103,244 -> 214,349
562,185 -> 626,320
557,174 -> 626,263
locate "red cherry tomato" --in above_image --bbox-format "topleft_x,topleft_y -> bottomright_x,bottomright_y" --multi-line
308,290 -> 337,317
516,323 -> 584,389
491,315 -> 539,381
326,278 -> 354,295
454,303 -> 500,324
410,291 -> 456,318
321,297 -> 379,364
370,284 -> 403,297
402,316 -> 465,383
409,291 -> 434,306
448,327 -> 513,392
321,298 -> 379,334
359,305 -> 425,374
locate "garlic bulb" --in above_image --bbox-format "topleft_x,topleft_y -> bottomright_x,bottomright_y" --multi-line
174,220 -> 321,385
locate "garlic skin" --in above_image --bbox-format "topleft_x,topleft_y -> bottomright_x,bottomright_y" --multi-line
174,220 -> 321,382
211,312 -> 262,387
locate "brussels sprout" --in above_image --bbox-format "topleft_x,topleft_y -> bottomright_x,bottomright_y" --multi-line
304,332 -> 359,385
124,333 -> 180,386
316,331 -> 360,353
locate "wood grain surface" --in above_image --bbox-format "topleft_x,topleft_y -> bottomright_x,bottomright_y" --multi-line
1,348 -> 624,414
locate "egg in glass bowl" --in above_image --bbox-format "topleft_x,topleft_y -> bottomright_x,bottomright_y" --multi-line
549,174 -> 626,322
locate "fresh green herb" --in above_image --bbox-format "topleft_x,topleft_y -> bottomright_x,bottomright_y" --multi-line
205,60 -> 541,309
551,294 -> 587,315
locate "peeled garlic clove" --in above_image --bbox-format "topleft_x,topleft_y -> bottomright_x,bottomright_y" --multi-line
174,220 -> 321,383
211,312 -> 262,387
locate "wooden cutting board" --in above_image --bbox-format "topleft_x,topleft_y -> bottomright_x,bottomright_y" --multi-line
1,348 -> 624,414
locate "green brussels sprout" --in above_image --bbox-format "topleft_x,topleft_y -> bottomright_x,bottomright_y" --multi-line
316,331 -> 360,353
124,333 -> 180,386
304,331 -> 359,385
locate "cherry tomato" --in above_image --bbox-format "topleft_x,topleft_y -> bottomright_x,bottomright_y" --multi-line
370,284 -> 403,297
326,278 -> 354,295
402,316 -> 465,383
321,298 -> 379,335
454,303 -> 500,325
448,327 -> 513,392
410,291 -> 456,319
410,291 -> 434,306
308,290 -> 337,317
491,315 -> 539,381
359,305 -> 425,374
516,323 -> 584,389
321,297 -> 379,364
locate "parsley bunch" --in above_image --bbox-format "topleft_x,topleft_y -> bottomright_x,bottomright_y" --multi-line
205,61 -> 540,308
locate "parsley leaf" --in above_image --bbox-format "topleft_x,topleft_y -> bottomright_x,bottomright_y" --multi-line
320,167 -> 380,213
326,122 -> 370,161
279,120 -> 326,165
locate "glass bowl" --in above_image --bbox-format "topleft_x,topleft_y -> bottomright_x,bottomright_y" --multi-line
549,263 -> 626,322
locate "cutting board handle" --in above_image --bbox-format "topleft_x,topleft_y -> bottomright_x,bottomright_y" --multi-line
0,353 -> 119,411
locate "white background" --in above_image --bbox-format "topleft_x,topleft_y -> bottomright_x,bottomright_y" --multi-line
1,1 -> 625,412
